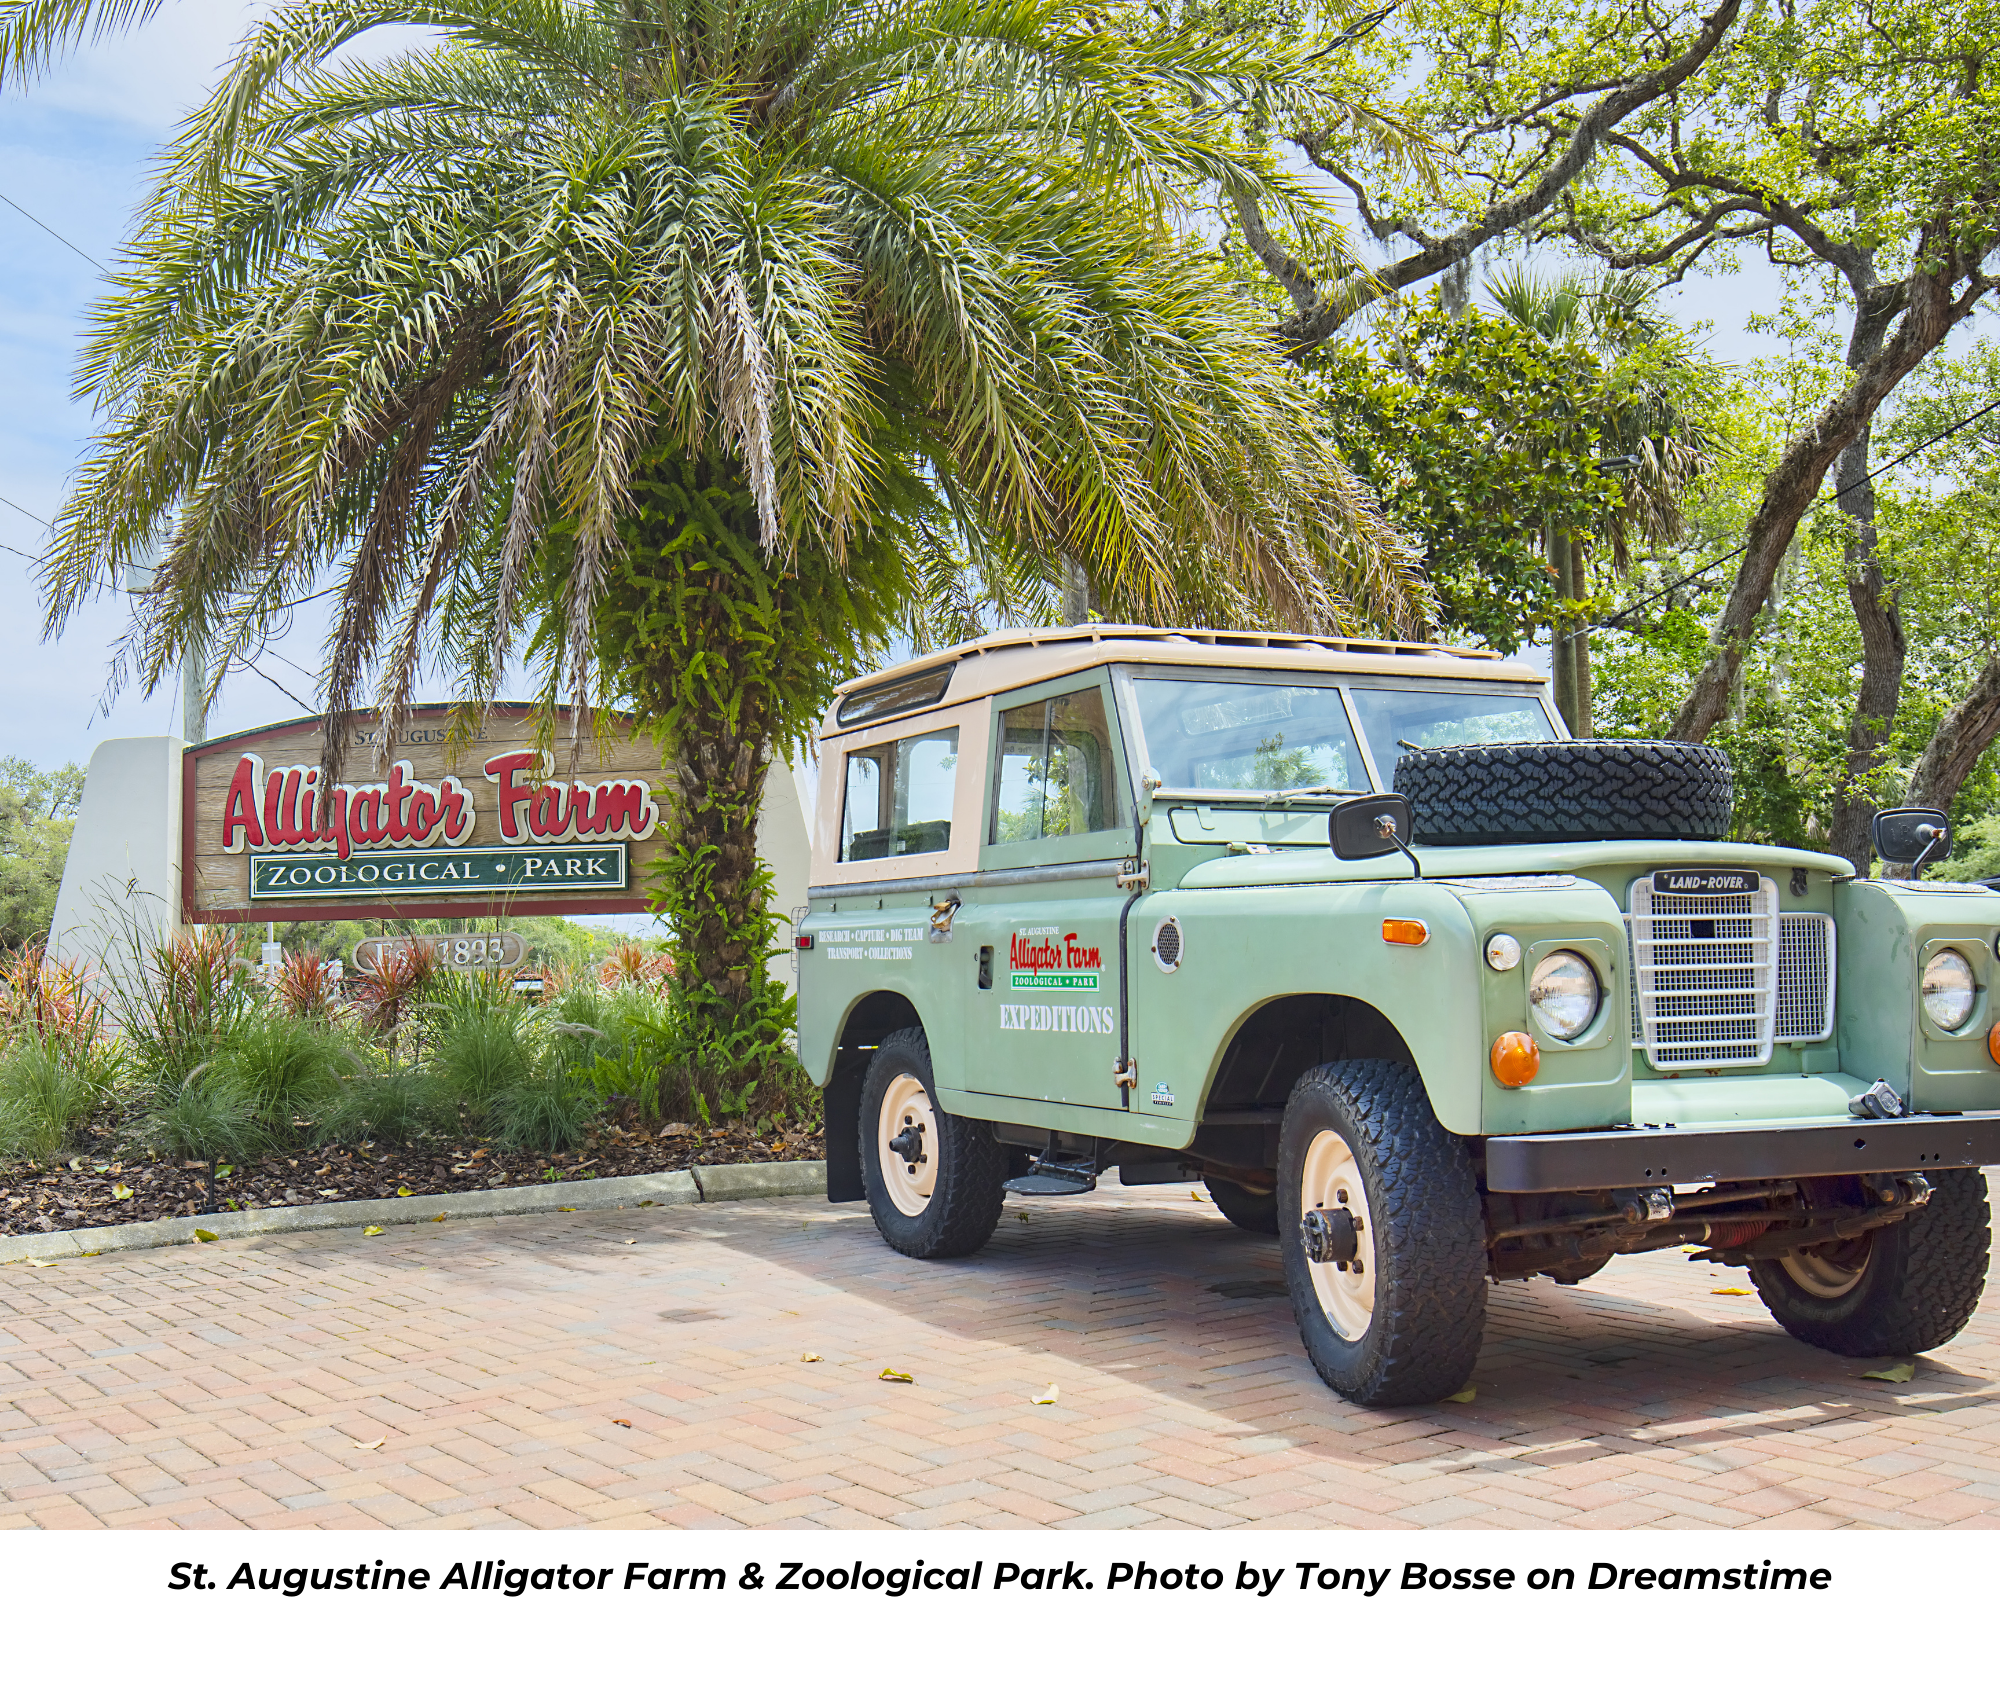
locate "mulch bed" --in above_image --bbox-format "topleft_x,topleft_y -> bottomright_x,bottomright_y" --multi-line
1,1111 -> 825,1239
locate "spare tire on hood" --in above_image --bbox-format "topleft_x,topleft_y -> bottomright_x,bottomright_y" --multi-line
1391,740 -> 1733,847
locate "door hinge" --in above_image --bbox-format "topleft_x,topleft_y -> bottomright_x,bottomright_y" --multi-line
1113,1058 -> 1138,1090
1116,861 -> 1148,892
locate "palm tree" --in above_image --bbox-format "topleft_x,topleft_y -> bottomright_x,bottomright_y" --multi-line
8,0 -> 1423,1097
1487,266 -> 1722,733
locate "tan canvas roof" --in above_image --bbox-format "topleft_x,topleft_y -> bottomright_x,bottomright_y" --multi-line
822,626 -> 1542,736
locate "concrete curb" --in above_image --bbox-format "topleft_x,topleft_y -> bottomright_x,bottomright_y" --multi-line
0,1159 -> 827,1265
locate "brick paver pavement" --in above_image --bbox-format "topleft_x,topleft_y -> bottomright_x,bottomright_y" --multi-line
6,1177 -> 2000,1530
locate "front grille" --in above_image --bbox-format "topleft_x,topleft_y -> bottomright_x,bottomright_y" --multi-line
1626,875 -> 1779,1068
1775,912 -> 1835,1043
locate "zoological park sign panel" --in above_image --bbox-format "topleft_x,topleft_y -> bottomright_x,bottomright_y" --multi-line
181,705 -> 669,923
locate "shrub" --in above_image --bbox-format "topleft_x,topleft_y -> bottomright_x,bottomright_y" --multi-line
490,1076 -> 594,1152
432,998 -> 534,1108
272,951 -> 343,1020
114,929 -> 250,1095
598,939 -> 674,990
349,940 -> 439,1041
314,1067 -> 453,1145
0,1032 -> 116,1158
219,1010 -> 350,1136
0,946 -> 106,1067
144,1068 -> 265,1164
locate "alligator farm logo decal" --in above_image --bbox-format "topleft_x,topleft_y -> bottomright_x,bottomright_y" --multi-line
1009,931 -> 1101,992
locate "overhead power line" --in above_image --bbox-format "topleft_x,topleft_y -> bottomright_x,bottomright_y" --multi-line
0,190 -> 103,269
1592,393 -> 2000,635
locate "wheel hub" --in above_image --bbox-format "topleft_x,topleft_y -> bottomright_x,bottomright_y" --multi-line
876,1074 -> 940,1218
1302,1207 -> 1361,1267
889,1121 -> 925,1164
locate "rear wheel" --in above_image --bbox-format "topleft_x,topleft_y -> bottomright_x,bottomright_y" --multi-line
1749,1169 -> 1990,1357
1206,1177 -> 1279,1236
858,1027 -> 1006,1259
1278,1060 -> 1486,1407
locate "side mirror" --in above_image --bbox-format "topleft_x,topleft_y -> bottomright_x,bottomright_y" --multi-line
1330,793 -> 1415,861
1871,807 -> 1951,875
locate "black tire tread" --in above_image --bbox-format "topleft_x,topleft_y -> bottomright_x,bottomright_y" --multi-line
1206,1177 -> 1279,1236
1393,739 -> 1732,846
1279,1059 -> 1487,1406
1750,1169 -> 1990,1357
859,1026 -> 1006,1260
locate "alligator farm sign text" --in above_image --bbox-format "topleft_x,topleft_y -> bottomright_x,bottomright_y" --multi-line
182,705 -> 668,923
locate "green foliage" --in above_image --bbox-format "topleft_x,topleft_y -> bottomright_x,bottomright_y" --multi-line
1308,298 -> 1619,651
144,1069 -> 266,1165
312,1067 -> 453,1146
110,928 -> 252,1098
489,1077 -> 594,1154
0,1033 -> 116,1158
0,755 -> 85,949
218,1009 -> 351,1132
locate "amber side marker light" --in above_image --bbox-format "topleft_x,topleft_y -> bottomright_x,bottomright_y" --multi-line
1491,1031 -> 1540,1088
1989,1022 -> 2000,1067
1382,918 -> 1430,946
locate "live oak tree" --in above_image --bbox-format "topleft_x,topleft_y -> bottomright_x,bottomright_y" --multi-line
6,0 -> 1425,1104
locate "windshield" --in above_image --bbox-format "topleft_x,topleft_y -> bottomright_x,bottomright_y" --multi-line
1131,677 -> 1367,793
1347,689 -> 1557,769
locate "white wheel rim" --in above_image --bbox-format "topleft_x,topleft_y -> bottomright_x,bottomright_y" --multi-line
1782,1241 -> 1870,1300
1300,1128 -> 1376,1341
877,1073 -> 938,1218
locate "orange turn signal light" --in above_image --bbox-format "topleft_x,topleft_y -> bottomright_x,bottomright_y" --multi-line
1491,1030 -> 1541,1088
1382,918 -> 1430,946
1989,1022 -> 2000,1067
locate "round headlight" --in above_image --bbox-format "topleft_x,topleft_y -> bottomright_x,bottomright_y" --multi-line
1485,933 -> 1523,971
1528,950 -> 1600,1041
1922,948 -> 1977,1032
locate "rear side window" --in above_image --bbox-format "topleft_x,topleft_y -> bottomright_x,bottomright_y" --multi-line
840,729 -> 959,861
992,688 -> 1125,843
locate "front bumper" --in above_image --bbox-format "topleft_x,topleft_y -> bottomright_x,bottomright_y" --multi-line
1485,1114 -> 2000,1193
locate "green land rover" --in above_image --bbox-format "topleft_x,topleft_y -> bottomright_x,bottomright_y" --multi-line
794,627 -> 2000,1406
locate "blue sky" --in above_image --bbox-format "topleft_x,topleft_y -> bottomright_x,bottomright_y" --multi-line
0,3 -> 1792,776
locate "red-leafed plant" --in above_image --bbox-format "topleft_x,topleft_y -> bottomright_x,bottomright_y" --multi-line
598,939 -> 674,990
272,950 -> 343,1021
349,940 -> 439,1039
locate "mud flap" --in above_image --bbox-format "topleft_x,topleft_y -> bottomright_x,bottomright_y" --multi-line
823,1049 -> 870,1204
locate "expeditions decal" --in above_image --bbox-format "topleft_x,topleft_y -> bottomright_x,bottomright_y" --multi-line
999,1003 -> 1116,1034
1009,930 -> 1103,992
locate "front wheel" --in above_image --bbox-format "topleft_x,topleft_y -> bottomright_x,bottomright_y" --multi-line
1750,1169 -> 1990,1357
1278,1060 -> 1486,1407
858,1027 -> 1006,1259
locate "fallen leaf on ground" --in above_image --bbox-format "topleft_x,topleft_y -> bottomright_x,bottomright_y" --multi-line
396,1186 -> 413,1197
80,1250 -> 100,1257
801,1353 -> 822,1363
636,1200 -> 658,1208
1862,1361 -> 1916,1383
431,1214 -> 447,1224
193,1229 -> 220,1243
624,1239 -> 636,1245
23,1258 -> 56,1267
1442,1386 -> 1477,1404
362,1225 -> 384,1237
1017,1212 -> 1030,1223
355,1438 -> 385,1450
559,1206 -> 577,1213
1031,1383 -> 1059,1405
1711,1287 -> 1752,1296
611,1418 -> 632,1428
112,1185 -> 133,1201
879,1368 -> 914,1383
1190,1190 -> 1202,1201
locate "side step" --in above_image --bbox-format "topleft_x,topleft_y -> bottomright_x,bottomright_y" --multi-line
1004,1156 -> 1098,1197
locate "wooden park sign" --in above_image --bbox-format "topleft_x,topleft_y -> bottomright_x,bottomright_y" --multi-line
182,704 -> 668,923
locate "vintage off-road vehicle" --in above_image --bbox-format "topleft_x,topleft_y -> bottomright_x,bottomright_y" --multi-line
795,627 -> 2000,1406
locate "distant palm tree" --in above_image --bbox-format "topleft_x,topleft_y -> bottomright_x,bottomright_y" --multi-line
1487,265 -> 1722,732
8,0 -> 1424,1084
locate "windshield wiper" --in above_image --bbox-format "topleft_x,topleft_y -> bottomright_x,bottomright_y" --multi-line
1260,783 -> 1366,805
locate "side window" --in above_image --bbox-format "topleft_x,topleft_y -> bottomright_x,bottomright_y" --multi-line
840,729 -> 959,861
992,687 -> 1125,844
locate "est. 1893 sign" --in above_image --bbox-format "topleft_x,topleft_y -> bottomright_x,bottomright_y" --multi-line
181,704 -> 669,923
